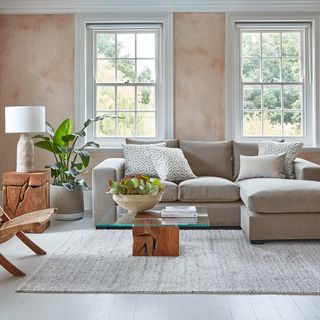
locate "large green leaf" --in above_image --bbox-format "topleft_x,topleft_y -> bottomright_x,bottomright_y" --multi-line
53,119 -> 72,147
32,134 -> 50,141
61,134 -> 76,143
83,114 -> 113,130
83,141 -> 100,148
34,141 -> 54,153
77,150 -> 90,167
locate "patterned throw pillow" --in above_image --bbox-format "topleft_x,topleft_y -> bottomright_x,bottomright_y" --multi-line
122,143 -> 166,177
148,147 -> 196,182
258,141 -> 303,179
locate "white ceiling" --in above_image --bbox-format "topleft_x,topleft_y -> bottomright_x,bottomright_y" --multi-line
1,0 -> 320,14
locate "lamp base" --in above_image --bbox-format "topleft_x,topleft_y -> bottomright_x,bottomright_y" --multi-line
16,133 -> 34,173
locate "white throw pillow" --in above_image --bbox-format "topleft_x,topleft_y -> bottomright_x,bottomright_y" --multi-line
122,143 -> 166,177
258,141 -> 303,179
237,154 -> 286,181
148,147 -> 196,182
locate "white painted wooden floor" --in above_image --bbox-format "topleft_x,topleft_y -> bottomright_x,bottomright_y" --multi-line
1,212 -> 320,320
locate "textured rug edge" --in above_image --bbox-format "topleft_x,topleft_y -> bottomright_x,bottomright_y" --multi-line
16,231 -> 76,293
16,289 -> 320,295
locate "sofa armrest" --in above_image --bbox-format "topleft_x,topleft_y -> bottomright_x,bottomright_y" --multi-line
92,158 -> 125,225
294,158 -> 320,181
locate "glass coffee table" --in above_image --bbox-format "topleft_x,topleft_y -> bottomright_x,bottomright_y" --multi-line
97,206 -> 209,257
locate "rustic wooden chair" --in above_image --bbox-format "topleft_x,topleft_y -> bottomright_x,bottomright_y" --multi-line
0,207 -> 56,276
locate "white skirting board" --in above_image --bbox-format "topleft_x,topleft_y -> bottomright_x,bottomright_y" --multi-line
0,190 -> 93,211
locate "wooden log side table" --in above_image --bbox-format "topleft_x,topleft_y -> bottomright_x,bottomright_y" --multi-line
133,226 -> 179,257
2,171 -> 50,233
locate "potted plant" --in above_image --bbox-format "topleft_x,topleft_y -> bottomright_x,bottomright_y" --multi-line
33,115 -> 110,220
108,175 -> 165,217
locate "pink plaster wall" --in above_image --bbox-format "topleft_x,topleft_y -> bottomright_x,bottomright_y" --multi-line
0,13 -> 319,189
174,13 -> 225,141
0,14 -> 75,180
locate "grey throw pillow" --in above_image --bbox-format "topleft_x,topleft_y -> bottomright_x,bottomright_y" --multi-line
148,147 -> 196,182
258,141 -> 303,179
237,154 -> 286,181
122,143 -> 166,177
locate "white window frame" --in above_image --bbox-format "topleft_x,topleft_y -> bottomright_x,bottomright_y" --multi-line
226,13 -> 320,147
75,13 -> 173,150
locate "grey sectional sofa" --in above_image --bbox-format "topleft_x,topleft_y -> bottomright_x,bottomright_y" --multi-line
92,139 -> 320,243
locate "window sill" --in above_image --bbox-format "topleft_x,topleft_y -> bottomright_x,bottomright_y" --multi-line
85,145 -> 320,153
85,146 -> 123,153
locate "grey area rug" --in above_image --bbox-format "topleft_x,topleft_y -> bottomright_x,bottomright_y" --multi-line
18,230 -> 320,294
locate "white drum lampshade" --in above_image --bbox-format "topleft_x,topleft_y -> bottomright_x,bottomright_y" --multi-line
5,106 -> 46,173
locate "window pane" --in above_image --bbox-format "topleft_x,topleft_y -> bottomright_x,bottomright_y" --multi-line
282,58 -> 301,82
243,112 -> 262,136
242,33 -> 260,57
262,33 -> 280,57
117,34 -> 135,58
283,111 -> 302,136
96,112 -> 116,137
263,85 -> 281,109
117,86 -> 135,111
263,112 -> 282,136
282,32 -> 301,57
137,86 -> 155,110
137,33 -> 155,58
243,85 -> 261,110
283,85 -> 302,109
96,86 -> 115,111
137,112 -> 156,137
117,112 -> 135,136
96,33 -> 115,58
262,58 -> 280,82
96,60 -> 116,83
117,59 -> 135,83
137,60 -> 155,82
242,58 -> 260,82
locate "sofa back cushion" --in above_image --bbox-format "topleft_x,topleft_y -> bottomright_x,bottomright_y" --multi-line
179,140 -> 233,180
125,138 -> 179,148
232,141 -> 258,180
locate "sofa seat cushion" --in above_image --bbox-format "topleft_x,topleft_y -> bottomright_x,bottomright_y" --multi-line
238,178 -> 320,213
178,177 -> 240,202
159,180 -> 178,202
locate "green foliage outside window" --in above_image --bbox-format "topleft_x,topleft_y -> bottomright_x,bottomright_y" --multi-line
241,31 -> 303,137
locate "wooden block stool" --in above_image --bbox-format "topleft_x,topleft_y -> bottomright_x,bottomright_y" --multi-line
2,171 -> 50,233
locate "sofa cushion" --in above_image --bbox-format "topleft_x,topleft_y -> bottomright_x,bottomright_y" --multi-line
125,138 -> 179,148
179,140 -> 233,180
178,177 -> 240,202
232,141 -> 258,181
160,180 -> 178,202
238,178 -> 320,213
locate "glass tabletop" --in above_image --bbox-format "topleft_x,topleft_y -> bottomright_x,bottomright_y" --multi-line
96,205 -> 210,229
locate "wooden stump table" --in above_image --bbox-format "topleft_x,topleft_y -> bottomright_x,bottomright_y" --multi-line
2,171 -> 50,233
132,226 -> 179,256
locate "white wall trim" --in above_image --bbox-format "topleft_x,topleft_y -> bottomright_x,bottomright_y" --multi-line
2,1 -> 320,14
75,12 -> 174,147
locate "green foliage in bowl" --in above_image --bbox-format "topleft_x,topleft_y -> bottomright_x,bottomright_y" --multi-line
108,174 -> 165,196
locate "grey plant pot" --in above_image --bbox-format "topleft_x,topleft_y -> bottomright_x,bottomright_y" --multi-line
50,184 -> 84,221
